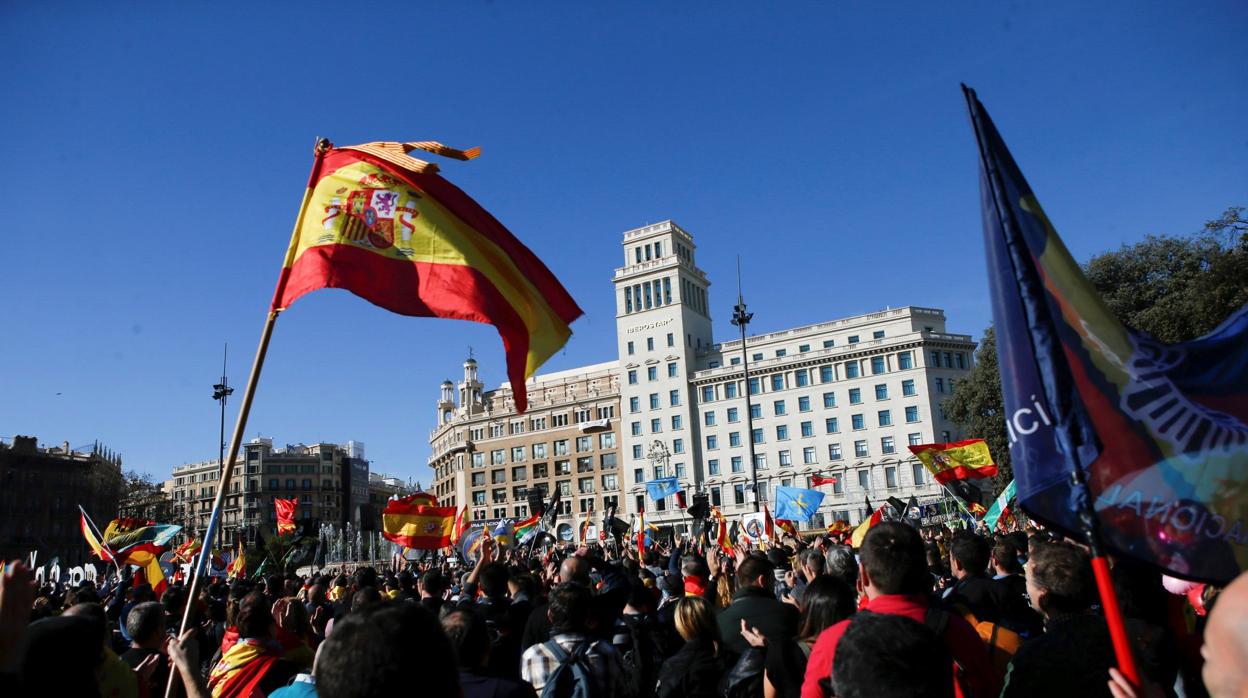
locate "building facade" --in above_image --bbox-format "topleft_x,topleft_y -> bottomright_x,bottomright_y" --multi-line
429,221 -> 978,533
0,436 -> 123,564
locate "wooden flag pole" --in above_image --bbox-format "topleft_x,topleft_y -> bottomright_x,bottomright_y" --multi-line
164,139 -> 329,698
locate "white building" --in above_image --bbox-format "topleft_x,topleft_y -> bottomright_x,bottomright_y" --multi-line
430,220 -> 977,532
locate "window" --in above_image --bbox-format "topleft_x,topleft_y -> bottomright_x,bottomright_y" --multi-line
634,468 -> 644,483
849,388 -> 862,404
749,378 -> 760,395
776,425 -> 789,440
945,352 -> 953,368
833,477 -> 844,494
795,369 -> 809,387
912,463 -> 926,485
825,417 -> 839,433
673,439 -> 684,454
771,375 -> 784,391
667,332 -> 675,347
858,469 -> 871,490
855,440 -> 869,458
779,450 -> 792,466
730,432 -> 744,447
848,335 -> 860,344
577,456 -> 593,472
723,382 -> 737,399
473,491 -> 486,505
711,486 -> 722,506
731,456 -> 743,473
631,421 -> 642,436
881,436 -> 896,455
650,418 -> 662,433
871,356 -> 885,374
752,353 -> 763,361
629,397 -> 640,413
774,400 -> 787,416
754,453 -> 768,469
706,435 -> 718,450
824,339 -> 835,348
554,440 -> 569,456
902,379 -> 916,396
935,377 -> 944,394
628,370 -> 638,385
649,393 -> 659,409
799,344 -> 810,353
632,444 -> 642,459
908,433 -> 922,446
905,406 -> 920,423
472,472 -> 485,486
472,453 -> 485,468
670,390 -> 681,406
803,446 -> 816,464
675,462 -> 686,478
823,392 -> 836,408
873,330 -> 885,339
646,337 -> 655,351
878,410 -> 892,427
898,351 -> 913,370
668,362 -> 678,378
535,463 -> 549,478
578,477 -> 594,494
875,384 -> 888,400
957,353 -> 967,369
708,459 -> 720,475
751,428 -> 764,444
704,411 -> 716,426
798,396 -> 811,412
885,466 -> 897,488
647,366 -> 658,381
602,474 -> 618,491
627,341 -> 635,355
734,484 -> 746,505
599,433 -> 615,448
750,403 -> 762,419
491,449 -> 505,465
671,415 -> 682,430
931,351 -> 941,367
653,465 -> 665,480
801,421 -> 814,437
701,386 -> 715,403
820,365 -> 834,383
829,443 -> 842,460
852,414 -> 865,430
845,362 -> 860,379
727,407 -> 739,423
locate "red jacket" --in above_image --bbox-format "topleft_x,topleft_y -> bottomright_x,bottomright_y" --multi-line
800,593 -> 1001,698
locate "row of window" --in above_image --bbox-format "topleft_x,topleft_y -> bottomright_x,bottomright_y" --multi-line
626,361 -> 681,384
471,434 -> 617,467
468,407 -> 616,441
698,353 -> 926,402
629,405 -> 923,451
700,380 -> 922,417
475,494 -> 619,521
623,277 -> 673,313
626,334 -> 677,356
470,453 -> 619,485
471,475 -> 622,505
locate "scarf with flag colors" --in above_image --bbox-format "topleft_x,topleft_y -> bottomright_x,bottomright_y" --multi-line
208,638 -> 279,698
967,86 -> 1248,584
270,141 -> 584,414
381,494 -> 455,549
811,473 -> 838,487
851,505 -> 887,548
907,439 -> 998,484
274,498 -> 298,535
984,480 -> 1017,531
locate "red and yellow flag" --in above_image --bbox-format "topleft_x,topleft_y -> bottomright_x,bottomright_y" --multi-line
710,506 -> 731,556
382,495 -> 455,549
850,505 -> 887,548
776,519 -> 798,538
80,511 -> 113,562
827,520 -> 852,537
227,541 -> 246,580
811,473 -> 838,487
274,498 -> 298,535
451,506 -> 471,544
119,542 -> 168,597
907,438 -> 998,484
172,538 -> 202,564
271,141 -> 583,413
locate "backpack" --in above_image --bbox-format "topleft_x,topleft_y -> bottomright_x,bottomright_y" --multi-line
541,639 -> 599,698
617,616 -> 663,697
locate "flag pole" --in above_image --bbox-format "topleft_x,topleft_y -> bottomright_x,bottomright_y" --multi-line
79,505 -> 124,576
962,84 -> 1140,687
164,137 -> 330,698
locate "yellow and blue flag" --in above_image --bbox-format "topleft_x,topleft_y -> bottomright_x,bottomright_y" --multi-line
645,477 -> 680,502
966,86 -> 1248,584
775,486 -> 824,522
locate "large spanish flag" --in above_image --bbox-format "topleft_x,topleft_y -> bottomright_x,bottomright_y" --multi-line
118,542 -> 168,598
271,141 -> 583,413
907,438 -> 998,484
382,494 -> 456,549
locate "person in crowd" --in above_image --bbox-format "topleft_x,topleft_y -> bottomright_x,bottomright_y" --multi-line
443,609 -> 537,698
315,602 -> 459,698
656,596 -> 721,698
717,554 -> 800,656
831,612 -> 953,698
521,583 -> 626,697
121,600 -> 170,695
801,522 -> 999,698
208,592 -> 299,697
942,532 -> 1007,623
990,538 -> 1043,637
743,575 -> 857,698
612,582 -> 675,697
419,569 -> 449,618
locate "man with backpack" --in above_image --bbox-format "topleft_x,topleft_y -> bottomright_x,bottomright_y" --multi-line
521,583 -> 627,698
800,522 -> 1000,698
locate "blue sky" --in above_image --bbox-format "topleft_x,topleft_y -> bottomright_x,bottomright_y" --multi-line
2,2 -> 1244,484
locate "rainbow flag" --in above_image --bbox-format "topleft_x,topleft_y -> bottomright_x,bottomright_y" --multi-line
967,86 -> 1248,584
907,439 -> 998,484
514,513 -> 541,543
271,140 -> 583,413
382,494 -> 455,549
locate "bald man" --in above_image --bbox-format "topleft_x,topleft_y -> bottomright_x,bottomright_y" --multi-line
521,551 -> 627,650
1202,572 -> 1248,698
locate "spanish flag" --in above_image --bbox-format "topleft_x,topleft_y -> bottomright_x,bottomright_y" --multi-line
274,498 -> 298,535
851,505 -> 887,548
271,141 -> 584,413
172,537 -> 202,563
119,542 -> 168,598
907,439 -> 998,484
710,506 -> 732,556
451,506 -> 471,545
382,494 -> 455,549
80,510 -> 113,562
227,541 -> 246,580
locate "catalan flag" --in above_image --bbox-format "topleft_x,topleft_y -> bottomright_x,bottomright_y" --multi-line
381,494 -> 455,549
451,506 -> 471,544
966,86 -> 1248,584
274,498 -> 298,535
907,439 -> 998,484
271,141 -> 584,413
172,537 -> 202,564
227,541 -> 246,581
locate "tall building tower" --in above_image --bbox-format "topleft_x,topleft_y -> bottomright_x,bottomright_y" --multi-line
613,221 -> 712,524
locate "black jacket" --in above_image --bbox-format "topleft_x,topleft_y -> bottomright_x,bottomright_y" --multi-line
1001,613 -> 1117,698
716,586 -> 801,656
656,637 -> 720,698
942,573 -> 1008,623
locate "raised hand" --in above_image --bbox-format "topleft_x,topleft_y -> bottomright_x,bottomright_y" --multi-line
0,561 -> 36,672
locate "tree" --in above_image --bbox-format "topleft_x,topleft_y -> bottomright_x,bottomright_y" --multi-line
945,206 -> 1248,493
118,470 -> 174,523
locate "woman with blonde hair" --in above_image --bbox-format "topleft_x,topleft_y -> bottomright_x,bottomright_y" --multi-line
656,596 -> 722,698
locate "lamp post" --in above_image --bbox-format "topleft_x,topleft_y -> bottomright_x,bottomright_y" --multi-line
212,345 -> 234,552
731,262 -> 761,512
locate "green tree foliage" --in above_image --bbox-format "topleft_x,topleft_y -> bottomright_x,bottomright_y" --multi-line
946,206 -> 1248,492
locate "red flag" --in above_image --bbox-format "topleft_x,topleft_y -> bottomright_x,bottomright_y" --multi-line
776,519 -> 798,537
811,474 -> 838,487
274,498 -> 298,535
675,491 -> 687,508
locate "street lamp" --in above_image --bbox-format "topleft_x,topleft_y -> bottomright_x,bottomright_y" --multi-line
731,261 -> 761,512
212,345 -> 234,551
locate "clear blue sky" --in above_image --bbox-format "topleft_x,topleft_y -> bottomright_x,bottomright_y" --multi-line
2,2 -> 1244,484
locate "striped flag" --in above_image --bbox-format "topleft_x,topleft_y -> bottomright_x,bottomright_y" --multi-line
851,505 -> 887,548
908,439 -> 998,484
271,140 -> 584,413
984,480 -> 1017,530
514,513 -> 541,543
381,494 -> 456,550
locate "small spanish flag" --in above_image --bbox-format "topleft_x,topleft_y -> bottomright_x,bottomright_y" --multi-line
776,519 -> 799,538
80,510 -> 113,562
710,506 -> 732,556
851,505 -> 887,548
907,439 -> 998,484
382,495 -> 456,549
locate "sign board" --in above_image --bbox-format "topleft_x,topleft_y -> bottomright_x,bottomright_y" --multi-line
741,512 -> 769,542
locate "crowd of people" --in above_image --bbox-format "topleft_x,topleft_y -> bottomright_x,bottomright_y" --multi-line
1,519 -> 1245,698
